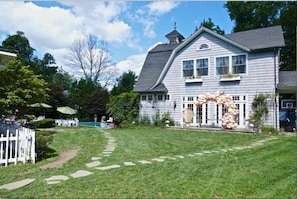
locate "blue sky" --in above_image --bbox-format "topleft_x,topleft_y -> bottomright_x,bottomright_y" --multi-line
0,1 -> 234,79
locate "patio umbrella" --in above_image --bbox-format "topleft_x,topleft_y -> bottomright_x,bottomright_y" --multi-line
30,103 -> 52,108
57,106 -> 77,115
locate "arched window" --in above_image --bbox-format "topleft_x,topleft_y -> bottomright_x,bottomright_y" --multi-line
198,43 -> 210,50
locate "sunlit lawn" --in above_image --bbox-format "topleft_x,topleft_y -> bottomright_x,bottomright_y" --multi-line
0,126 -> 296,198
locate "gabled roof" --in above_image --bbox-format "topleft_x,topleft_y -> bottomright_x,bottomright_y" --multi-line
224,25 -> 285,51
165,30 -> 185,40
133,43 -> 181,93
134,26 -> 285,93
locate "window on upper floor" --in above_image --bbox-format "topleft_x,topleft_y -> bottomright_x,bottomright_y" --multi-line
216,54 -> 246,75
216,56 -> 229,75
183,60 -> 194,77
198,43 -> 210,50
232,55 -> 246,74
196,58 -> 208,76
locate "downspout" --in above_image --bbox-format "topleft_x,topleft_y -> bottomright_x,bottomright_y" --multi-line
273,48 -> 278,130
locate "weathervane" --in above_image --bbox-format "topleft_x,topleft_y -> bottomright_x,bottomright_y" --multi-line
174,22 -> 176,30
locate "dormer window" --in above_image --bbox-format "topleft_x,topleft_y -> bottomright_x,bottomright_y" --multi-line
198,43 -> 210,50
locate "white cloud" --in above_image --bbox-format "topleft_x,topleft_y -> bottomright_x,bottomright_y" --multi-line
132,1 -> 179,39
116,53 -> 146,77
146,1 -> 179,16
0,1 -> 178,85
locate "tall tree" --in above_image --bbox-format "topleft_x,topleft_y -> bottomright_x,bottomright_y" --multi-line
66,35 -> 118,87
110,70 -> 137,96
199,18 -> 225,35
82,87 -> 109,120
1,31 -> 35,64
0,59 -> 48,115
68,78 -> 97,110
224,1 -> 296,71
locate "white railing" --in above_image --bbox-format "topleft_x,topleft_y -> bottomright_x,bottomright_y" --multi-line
0,127 -> 35,167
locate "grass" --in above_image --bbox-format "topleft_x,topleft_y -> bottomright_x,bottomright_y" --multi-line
0,126 -> 296,198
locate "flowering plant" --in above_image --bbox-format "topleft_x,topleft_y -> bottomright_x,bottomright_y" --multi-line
194,91 -> 239,129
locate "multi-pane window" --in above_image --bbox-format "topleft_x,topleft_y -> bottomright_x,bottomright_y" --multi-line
216,55 -> 246,75
141,95 -> 147,101
148,95 -> 153,101
196,58 -> 208,76
157,94 -> 163,101
183,60 -> 194,77
216,56 -> 229,75
165,95 -> 170,100
232,55 -> 246,74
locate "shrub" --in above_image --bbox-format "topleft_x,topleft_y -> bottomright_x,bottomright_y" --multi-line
260,125 -> 279,135
161,112 -> 175,126
139,115 -> 151,125
35,130 -> 53,161
30,118 -> 55,128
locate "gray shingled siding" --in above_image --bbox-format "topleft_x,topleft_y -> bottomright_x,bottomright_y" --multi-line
136,26 -> 285,129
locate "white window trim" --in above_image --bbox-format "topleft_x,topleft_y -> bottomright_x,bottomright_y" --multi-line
182,57 -> 210,82
195,57 -> 210,77
197,43 -> 211,51
215,53 -> 248,77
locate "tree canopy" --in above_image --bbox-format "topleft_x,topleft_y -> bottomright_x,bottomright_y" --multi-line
199,18 -> 225,35
66,35 -> 118,87
0,59 -> 49,115
110,70 -> 137,96
224,1 -> 296,71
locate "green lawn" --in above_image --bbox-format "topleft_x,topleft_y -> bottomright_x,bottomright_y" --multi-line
0,126 -> 296,198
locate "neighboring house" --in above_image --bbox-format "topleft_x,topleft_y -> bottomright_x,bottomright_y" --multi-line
0,47 -> 17,68
134,25 -> 296,130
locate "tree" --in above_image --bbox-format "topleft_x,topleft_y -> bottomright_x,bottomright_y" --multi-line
110,70 -> 137,96
0,59 -> 49,115
31,53 -> 58,83
224,1 -> 284,32
224,1 -> 296,71
106,92 -> 139,127
199,18 -> 225,35
68,78 -> 97,118
82,88 -> 109,120
66,35 -> 118,87
1,31 -> 35,64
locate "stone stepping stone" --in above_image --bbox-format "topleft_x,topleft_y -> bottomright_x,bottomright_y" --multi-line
175,155 -> 184,159
44,175 -> 69,185
124,162 -> 136,166
220,149 -> 228,152
187,154 -> 196,157
233,147 -> 245,150
91,157 -> 102,161
151,158 -> 165,162
95,165 -> 121,170
103,151 -> 112,154
0,178 -> 35,190
211,150 -> 220,153
194,153 -> 204,156
70,170 -> 93,178
86,161 -> 101,168
138,160 -> 152,164
159,156 -> 176,160
103,154 -> 110,157
202,151 -> 212,154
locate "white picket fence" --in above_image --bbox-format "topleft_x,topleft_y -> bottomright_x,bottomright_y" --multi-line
0,127 -> 35,167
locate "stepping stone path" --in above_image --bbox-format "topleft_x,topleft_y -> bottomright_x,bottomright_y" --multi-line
0,133 -> 279,190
